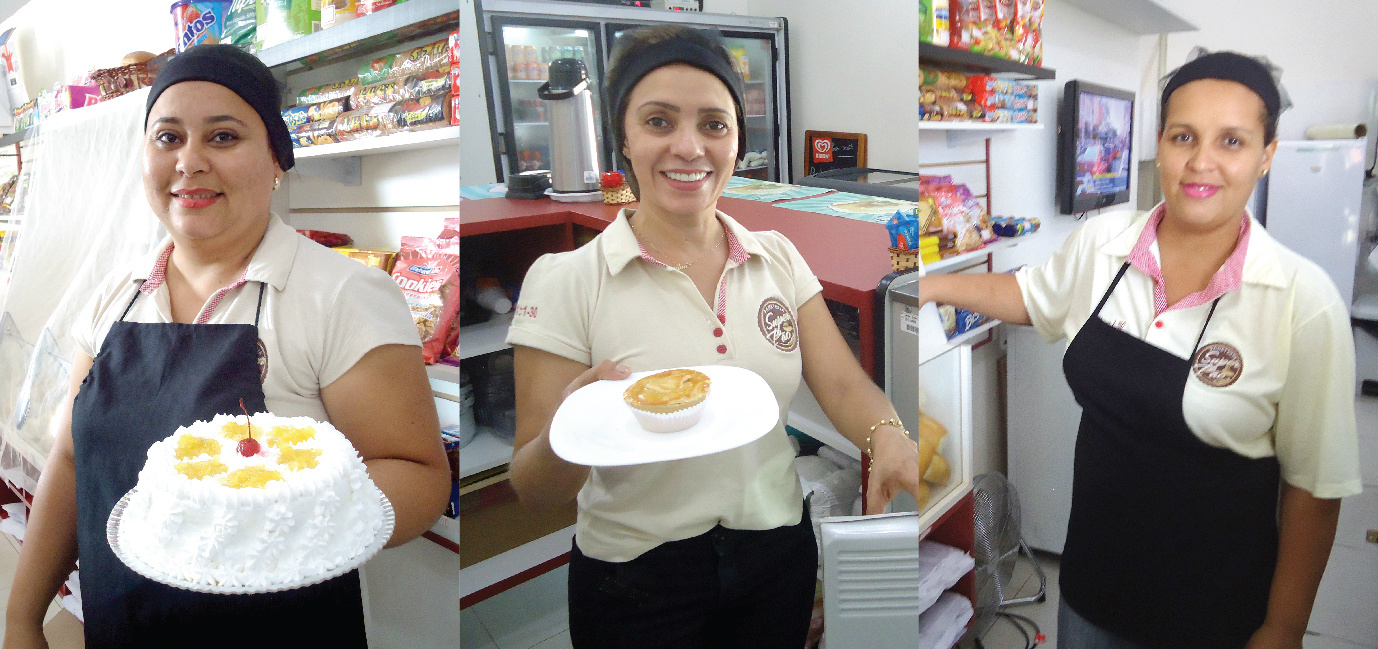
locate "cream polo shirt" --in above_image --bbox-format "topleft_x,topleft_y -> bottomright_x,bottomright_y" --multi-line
1015,208 -> 1362,499
507,209 -> 824,562
72,214 -> 421,421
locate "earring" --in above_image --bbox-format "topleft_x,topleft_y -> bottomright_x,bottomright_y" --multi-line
273,177 -> 281,190
1260,169 -> 1268,177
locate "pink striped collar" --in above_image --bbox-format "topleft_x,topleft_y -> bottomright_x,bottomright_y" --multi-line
1126,203 -> 1251,316
140,242 -> 250,324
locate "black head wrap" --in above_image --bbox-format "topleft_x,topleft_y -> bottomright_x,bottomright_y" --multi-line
145,44 -> 294,171
1160,49 -> 1290,142
607,28 -> 747,161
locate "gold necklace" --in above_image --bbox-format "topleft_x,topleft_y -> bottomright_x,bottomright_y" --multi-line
630,222 -> 723,271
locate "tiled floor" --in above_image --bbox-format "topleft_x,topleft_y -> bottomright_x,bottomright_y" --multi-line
0,531 -> 86,648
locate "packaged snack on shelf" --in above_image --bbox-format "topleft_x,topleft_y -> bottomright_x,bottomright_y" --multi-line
334,247 -> 398,272
358,39 -> 450,86
1015,0 -> 1044,65
281,96 -> 351,131
391,236 -> 460,364
450,93 -> 460,127
349,70 -> 448,109
886,209 -> 921,250
290,118 -> 341,147
389,91 -> 450,133
949,0 -> 971,50
297,79 -> 360,105
58,85 -> 100,111
12,98 -> 36,130
919,0 -> 950,45
921,68 -> 968,89
223,0 -> 257,51
91,51 -> 170,101
256,0 -> 305,49
321,0 -> 357,29
440,428 -> 459,518
356,0 -> 396,16
449,30 -> 461,67
970,0 -> 1013,59
334,103 -> 401,141
290,0 -> 321,36
952,307 -> 991,336
170,1 -> 230,53
937,304 -> 957,338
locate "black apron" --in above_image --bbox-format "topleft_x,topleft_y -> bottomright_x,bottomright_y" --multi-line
70,282 -> 368,648
1059,262 -> 1280,649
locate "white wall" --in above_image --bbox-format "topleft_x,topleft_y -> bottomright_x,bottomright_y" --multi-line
744,0 -> 918,179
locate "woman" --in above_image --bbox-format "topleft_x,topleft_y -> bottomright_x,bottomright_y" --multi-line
920,51 -> 1361,649
3,45 -> 450,648
506,26 -> 923,649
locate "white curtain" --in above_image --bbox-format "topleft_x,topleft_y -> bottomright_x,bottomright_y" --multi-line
0,87 -> 164,489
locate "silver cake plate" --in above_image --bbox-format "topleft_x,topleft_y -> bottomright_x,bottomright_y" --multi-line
107,485 -> 395,595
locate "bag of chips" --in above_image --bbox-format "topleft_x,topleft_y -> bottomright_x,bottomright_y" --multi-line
391,236 -> 459,364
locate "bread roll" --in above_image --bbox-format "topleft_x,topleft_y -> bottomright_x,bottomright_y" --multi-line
120,51 -> 156,66
924,452 -> 951,485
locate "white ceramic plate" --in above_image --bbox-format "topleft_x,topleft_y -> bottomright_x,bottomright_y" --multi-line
550,365 -> 779,466
107,485 -> 393,595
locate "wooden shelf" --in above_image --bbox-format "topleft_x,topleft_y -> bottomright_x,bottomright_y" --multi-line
258,0 -> 458,72
920,43 -> 1055,80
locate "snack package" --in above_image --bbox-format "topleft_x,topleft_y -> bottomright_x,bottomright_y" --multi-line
450,93 -> 460,127
949,0 -> 972,50
333,103 -> 400,141
349,70 -> 448,109
256,0 -> 305,50
334,247 -> 397,272
358,38 -> 449,86
170,1 -> 230,53
297,79 -> 360,105
1015,0 -> 1044,65
321,0 -> 357,28
356,0 -> 396,16
281,96 -> 351,131
389,91 -> 450,132
919,0 -> 950,45
886,209 -> 921,250
223,0 -> 257,51
391,236 -> 460,364
290,0 -> 321,35
290,118 -> 340,147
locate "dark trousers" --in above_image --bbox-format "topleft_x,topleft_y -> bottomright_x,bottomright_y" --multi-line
568,507 -> 817,649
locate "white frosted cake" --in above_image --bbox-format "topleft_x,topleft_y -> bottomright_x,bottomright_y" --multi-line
118,413 -> 386,589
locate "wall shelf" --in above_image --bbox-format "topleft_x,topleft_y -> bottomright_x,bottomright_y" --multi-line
291,126 -> 459,185
920,43 -> 1055,80
258,0 -> 459,72
459,430 -> 514,480
1060,0 -> 1196,35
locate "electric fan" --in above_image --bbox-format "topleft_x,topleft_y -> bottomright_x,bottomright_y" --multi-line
972,472 -> 1046,647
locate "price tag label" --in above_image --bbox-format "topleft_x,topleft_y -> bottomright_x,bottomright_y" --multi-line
901,310 -> 921,336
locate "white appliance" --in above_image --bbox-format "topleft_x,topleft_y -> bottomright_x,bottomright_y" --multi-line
820,513 -> 922,648
1262,139 -> 1366,306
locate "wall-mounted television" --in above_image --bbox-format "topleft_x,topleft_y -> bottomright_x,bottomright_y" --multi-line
1057,80 -> 1135,215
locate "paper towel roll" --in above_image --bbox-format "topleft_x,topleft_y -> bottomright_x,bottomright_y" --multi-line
1306,123 -> 1368,140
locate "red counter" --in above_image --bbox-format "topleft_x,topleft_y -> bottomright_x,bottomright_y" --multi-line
459,195 -> 898,377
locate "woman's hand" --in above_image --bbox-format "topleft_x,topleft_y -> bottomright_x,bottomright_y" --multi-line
511,348 -> 629,509
563,360 -> 633,401
864,425 -> 924,516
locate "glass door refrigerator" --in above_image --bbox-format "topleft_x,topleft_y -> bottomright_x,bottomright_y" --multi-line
480,0 -> 791,183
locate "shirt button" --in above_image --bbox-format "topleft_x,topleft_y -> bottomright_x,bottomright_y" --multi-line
713,328 -> 723,337
716,344 -> 727,354
1155,321 -> 1164,328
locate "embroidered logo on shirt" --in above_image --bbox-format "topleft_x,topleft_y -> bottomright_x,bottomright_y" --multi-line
256,338 -> 269,384
757,297 -> 798,352
1192,342 -> 1242,388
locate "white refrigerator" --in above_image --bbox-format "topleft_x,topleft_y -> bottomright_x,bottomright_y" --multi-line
1007,139 -> 1367,555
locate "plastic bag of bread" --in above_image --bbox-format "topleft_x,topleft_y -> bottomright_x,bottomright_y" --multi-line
334,104 -> 401,142
389,91 -> 452,133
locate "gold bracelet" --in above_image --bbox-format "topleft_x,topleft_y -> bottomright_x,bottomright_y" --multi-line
867,418 -> 905,457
